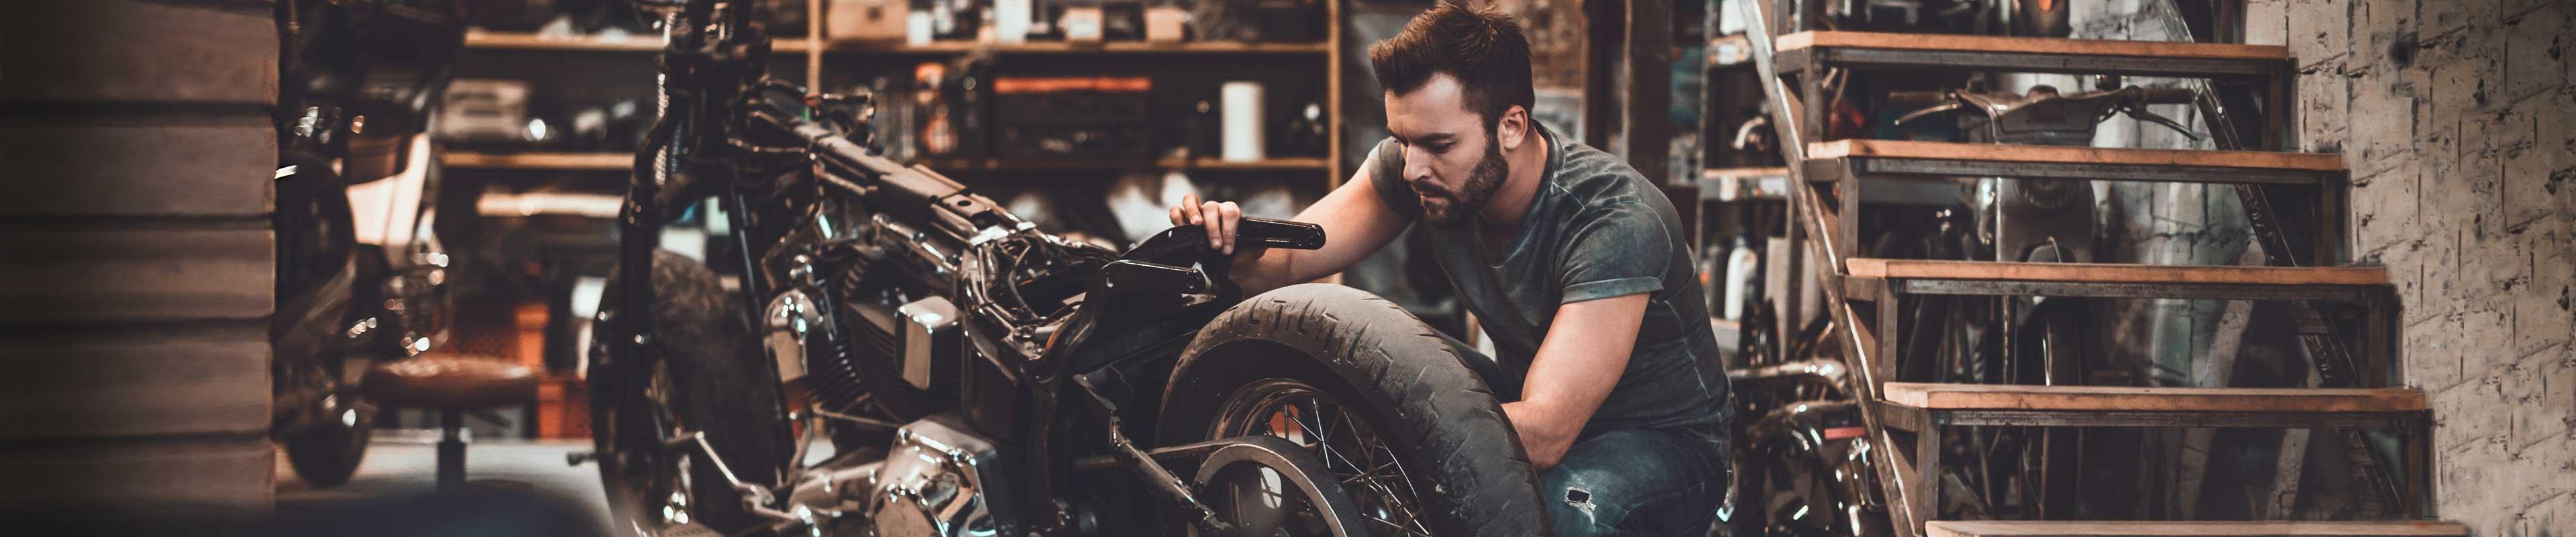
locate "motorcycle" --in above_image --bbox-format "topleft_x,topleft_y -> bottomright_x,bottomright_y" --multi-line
1879,82 -> 2197,520
580,1 -> 1548,535
270,0 -> 464,487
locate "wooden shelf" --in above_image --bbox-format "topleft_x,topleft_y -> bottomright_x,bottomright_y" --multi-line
446,152 -> 1326,173
1927,520 -> 2467,537
924,156 -> 1330,172
816,40 -> 1329,56
1773,30 -> 2290,77
464,30 -> 1324,56
1883,383 -> 2427,413
1805,139 -> 2346,185
464,30 -> 667,52
1846,258 -> 2392,286
445,152 -> 630,170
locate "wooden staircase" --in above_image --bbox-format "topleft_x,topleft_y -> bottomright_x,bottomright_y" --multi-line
1731,1 -> 2463,536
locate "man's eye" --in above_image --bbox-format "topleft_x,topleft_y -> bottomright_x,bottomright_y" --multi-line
1427,144 -> 1451,154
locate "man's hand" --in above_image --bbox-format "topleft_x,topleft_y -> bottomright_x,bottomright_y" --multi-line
1503,293 -> 1650,469
1163,166 -> 1411,296
1168,193 -> 1271,283
1169,193 -> 1258,256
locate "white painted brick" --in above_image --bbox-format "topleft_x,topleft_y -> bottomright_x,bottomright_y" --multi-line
2300,71 -> 2352,153
2516,492 -> 2576,537
2449,113 -> 2508,237
2421,0 -> 2471,40
2501,5 -> 2569,105
2410,314 -> 2469,389
2466,306 -> 2518,376
2247,0 -> 2290,46
2290,0 -> 2353,68
2347,68 -> 2421,176
2518,238 -> 2576,359
2508,346 -> 2574,450
2355,156 -> 2422,255
2353,0 -> 2418,73
2504,103 -> 2557,229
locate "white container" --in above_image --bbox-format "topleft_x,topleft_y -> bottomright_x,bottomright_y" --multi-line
906,11 -> 934,46
994,0 -> 1031,44
1721,238 -> 1759,320
1220,81 -> 1266,162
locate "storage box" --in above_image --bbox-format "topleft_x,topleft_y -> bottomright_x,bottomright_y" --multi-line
826,0 -> 907,42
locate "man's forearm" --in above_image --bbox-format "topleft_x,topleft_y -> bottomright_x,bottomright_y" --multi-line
1501,399 -> 1585,469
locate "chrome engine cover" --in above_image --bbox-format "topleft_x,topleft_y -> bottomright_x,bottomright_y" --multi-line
790,414 -> 1009,537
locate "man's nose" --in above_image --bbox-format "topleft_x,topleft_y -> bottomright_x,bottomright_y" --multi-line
1401,146 -> 1432,183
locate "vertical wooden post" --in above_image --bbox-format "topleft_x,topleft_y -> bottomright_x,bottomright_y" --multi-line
1328,0 -> 1346,188
1623,0 -> 1672,185
1584,0 -> 1622,151
806,0 -> 823,88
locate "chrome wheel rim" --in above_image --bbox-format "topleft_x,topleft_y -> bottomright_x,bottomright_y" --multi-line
1210,379 -> 1432,537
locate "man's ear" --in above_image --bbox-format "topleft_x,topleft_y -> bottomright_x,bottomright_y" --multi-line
1495,105 -> 1531,151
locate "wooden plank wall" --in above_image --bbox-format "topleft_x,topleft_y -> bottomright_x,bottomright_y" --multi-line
0,0 -> 280,526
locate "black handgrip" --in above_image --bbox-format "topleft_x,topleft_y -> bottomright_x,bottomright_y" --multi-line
1235,216 -> 1326,250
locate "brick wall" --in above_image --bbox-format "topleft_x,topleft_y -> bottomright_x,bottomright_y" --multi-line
2282,0 -> 2576,533
2077,0 -> 2575,532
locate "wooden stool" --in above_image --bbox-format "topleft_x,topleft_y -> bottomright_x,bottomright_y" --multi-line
363,355 -> 538,491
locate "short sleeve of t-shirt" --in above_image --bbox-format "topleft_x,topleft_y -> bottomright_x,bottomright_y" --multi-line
1364,138 -> 1424,221
1556,200 -> 1672,303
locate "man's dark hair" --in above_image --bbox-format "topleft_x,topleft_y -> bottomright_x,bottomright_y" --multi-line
1369,0 -> 1536,134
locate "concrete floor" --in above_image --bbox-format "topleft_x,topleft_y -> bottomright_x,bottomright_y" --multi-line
274,435 -> 618,536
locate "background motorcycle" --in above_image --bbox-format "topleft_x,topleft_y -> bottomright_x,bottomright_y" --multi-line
579,1 -> 1549,536
1876,83 -> 2197,520
270,0 -> 465,487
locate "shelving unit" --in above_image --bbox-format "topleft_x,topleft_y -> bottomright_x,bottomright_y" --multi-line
444,152 -> 1328,173
454,1 -> 1346,187
463,30 -> 1328,56
445,152 -> 631,170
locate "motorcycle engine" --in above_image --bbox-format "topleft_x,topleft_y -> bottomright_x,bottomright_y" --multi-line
790,414 -> 1010,537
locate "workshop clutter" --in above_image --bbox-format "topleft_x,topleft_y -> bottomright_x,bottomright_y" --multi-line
994,76 -> 1155,158
437,79 -> 651,154
824,0 -> 1326,46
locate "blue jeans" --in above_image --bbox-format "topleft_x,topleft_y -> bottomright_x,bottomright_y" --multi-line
1442,333 -> 1729,536
1540,427 -> 1728,536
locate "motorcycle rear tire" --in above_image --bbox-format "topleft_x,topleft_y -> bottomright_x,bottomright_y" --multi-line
593,250 -> 790,535
1159,283 -> 1550,536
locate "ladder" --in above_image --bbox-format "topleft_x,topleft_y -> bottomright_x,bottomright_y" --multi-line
1730,1 -> 2465,535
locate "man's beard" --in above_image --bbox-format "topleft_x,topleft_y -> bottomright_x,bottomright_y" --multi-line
1415,137 -> 1510,226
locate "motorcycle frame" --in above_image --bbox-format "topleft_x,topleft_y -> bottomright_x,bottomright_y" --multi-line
603,3 -> 1331,534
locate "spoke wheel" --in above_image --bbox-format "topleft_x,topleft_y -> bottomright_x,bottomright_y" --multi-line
1211,379 -> 1430,537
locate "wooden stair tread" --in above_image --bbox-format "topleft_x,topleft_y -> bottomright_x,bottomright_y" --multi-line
1809,140 -> 2343,172
1846,258 -> 2389,286
1778,31 -> 2290,61
1884,383 -> 2427,413
1928,520 -> 2467,537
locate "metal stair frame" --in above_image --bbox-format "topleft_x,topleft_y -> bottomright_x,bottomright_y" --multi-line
1731,0 -> 2429,534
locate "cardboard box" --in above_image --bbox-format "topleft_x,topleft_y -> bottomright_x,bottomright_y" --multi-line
826,0 -> 907,42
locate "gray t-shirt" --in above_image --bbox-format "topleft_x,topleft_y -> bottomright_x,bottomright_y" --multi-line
1364,124 -> 1732,440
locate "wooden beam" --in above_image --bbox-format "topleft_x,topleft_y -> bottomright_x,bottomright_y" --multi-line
1807,140 -> 2345,172
1774,31 -> 2290,61
1882,383 -> 2428,413
1622,0 -> 1670,185
1926,520 -> 2467,537
1843,258 -> 2389,286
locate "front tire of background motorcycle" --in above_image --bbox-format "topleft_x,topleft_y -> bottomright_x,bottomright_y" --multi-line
1159,283 -> 1550,536
280,375 -> 372,487
592,250 -> 790,535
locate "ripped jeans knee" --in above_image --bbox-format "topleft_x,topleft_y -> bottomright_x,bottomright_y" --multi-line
1538,428 -> 1727,536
